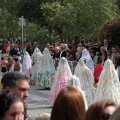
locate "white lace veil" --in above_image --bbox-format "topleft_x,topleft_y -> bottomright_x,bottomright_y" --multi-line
67,75 -> 88,110
22,51 -> 32,72
32,47 -> 43,63
39,47 -> 55,73
78,57 -> 87,68
48,57 -> 72,104
81,49 -> 90,60
67,75 -> 82,90
55,57 -> 72,81
74,58 -> 88,76
74,58 -> 94,88
51,57 -> 72,88
74,58 -> 95,106
94,59 -> 120,103
98,59 -> 119,89
81,48 -> 94,70
74,58 -> 86,83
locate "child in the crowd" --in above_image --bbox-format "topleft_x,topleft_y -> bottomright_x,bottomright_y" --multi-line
1,57 -> 8,76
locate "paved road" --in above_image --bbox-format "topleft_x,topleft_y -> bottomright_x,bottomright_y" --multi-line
27,86 -> 52,119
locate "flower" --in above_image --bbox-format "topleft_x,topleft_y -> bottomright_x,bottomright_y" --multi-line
51,76 -> 55,80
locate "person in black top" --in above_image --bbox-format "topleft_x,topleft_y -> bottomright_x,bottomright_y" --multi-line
9,44 -> 18,56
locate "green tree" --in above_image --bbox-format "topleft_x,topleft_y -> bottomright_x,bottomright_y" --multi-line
0,8 -> 20,38
0,0 -> 20,15
17,0 -> 50,25
0,0 -> 20,38
116,0 -> 120,9
99,18 -> 120,45
0,0 -> 41,39
41,0 -> 118,42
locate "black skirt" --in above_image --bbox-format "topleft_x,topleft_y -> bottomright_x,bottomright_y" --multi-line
1,67 -> 7,72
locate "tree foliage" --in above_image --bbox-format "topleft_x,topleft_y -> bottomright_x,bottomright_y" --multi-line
0,0 -> 20,15
17,0 -> 50,25
41,0 -> 118,42
0,8 -> 20,38
0,0 -> 20,38
99,18 -> 120,45
0,0 -> 119,44
0,0 -> 41,39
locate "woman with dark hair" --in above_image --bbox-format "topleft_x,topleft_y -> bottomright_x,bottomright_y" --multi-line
100,47 -> 107,63
51,86 -> 85,120
84,99 -> 117,120
112,52 -> 120,68
0,93 -> 25,120
107,49 -> 112,59
67,44 -> 76,60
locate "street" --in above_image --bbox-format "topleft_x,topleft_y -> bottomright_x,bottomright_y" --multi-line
27,86 -> 52,119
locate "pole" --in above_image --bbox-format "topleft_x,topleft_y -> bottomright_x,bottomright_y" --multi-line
22,17 -> 24,43
18,16 -> 26,43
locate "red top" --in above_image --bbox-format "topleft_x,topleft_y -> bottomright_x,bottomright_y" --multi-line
69,50 -> 76,60
1,60 -> 7,66
3,44 -> 8,51
94,64 -> 103,83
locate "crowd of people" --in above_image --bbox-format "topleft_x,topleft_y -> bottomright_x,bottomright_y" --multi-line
0,38 -> 120,120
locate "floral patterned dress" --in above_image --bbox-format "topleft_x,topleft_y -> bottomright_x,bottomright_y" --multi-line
36,48 -> 56,88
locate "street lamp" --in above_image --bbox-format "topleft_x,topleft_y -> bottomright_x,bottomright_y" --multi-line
18,16 -> 26,43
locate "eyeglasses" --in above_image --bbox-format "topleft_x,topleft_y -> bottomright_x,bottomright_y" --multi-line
102,112 -> 111,120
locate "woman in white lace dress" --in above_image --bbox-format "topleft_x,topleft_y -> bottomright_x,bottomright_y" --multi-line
74,58 -> 94,106
22,51 -> 32,77
48,57 -> 72,105
31,47 -> 43,85
67,75 -> 88,110
36,48 -> 55,89
94,59 -> 120,105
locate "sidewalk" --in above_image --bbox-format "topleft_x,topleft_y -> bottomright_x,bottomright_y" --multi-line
28,103 -> 52,119
27,86 -> 52,119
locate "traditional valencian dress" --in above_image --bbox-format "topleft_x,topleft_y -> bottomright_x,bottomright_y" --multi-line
31,47 -> 43,85
48,57 -> 72,105
36,48 -> 55,89
94,59 -> 120,105
67,75 -> 88,110
74,58 -> 95,106
22,51 -> 32,77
